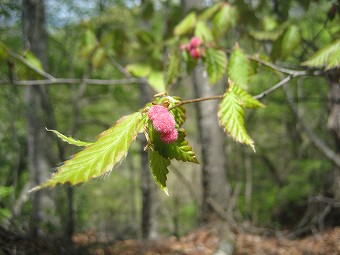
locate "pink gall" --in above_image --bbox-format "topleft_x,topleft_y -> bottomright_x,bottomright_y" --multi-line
189,36 -> 201,48
189,48 -> 201,59
160,129 -> 178,144
148,105 -> 176,134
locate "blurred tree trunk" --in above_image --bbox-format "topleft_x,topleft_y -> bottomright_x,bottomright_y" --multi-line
22,0 -> 54,237
326,69 -> 340,201
182,0 -> 230,224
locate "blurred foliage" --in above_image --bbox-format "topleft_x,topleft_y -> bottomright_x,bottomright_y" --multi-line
0,0 -> 339,239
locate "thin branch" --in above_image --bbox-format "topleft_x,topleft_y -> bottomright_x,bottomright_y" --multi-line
254,75 -> 292,99
8,50 -> 55,80
248,56 -> 308,75
0,77 -> 146,86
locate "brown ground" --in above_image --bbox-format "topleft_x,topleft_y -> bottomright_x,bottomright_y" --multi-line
72,226 -> 340,255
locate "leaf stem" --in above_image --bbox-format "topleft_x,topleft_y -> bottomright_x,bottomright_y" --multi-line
168,95 -> 224,110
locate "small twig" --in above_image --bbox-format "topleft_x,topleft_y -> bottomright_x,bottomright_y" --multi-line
168,95 -> 223,110
8,50 -> 55,80
254,75 -> 292,100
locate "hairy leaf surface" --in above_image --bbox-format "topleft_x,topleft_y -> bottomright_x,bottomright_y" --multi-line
218,85 -> 255,151
31,112 -> 146,191
204,48 -> 227,84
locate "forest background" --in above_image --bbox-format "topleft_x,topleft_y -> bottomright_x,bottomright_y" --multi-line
0,0 -> 339,254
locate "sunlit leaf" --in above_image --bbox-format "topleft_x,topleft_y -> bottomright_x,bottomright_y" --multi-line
228,47 -> 250,89
169,97 -> 186,127
126,63 -> 151,77
174,12 -> 196,36
149,149 -> 170,195
31,112 -> 146,191
302,39 -> 340,70
80,29 -> 97,58
204,48 -> 227,85
46,128 -> 93,147
231,83 -> 265,109
218,85 -> 255,151
92,47 -> 106,69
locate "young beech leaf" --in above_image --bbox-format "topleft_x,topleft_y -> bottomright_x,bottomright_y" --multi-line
169,99 -> 186,127
231,85 -> 265,109
164,50 -> 180,86
46,128 -> 93,147
302,39 -> 340,70
149,150 -> 170,196
218,85 -> 255,151
213,3 -> 238,38
204,48 -> 227,85
228,47 -> 250,89
174,12 -> 196,36
31,112 -> 146,191
150,126 -> 199,164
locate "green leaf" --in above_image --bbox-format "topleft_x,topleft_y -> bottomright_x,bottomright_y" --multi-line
31,112 -> 146,191
228,47 -> 250,89
148,70 -> 166,93
92,47 -> 106,69
218,85 -> 255,151
231,84 -> 265,109
302,39 -> 340,70
195,21 -> 214,43
174,12 -> 196,36
169,98 -> 186,127
24,51 -> 43,70
199,2 -> 223,21
80,29 -> 97,58
204,48 -> 227,85
150,127 -> 199,164
149,150 -> 170,195
213,3 -> 238,38
46,128 -> 93,147
271,25 -> 301,60
164,49 -> 180,86
126,63 -> 151,77
0,42 -> 9,61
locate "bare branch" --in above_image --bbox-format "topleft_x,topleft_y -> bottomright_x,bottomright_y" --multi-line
254,75 -> 292,100
0,77 -> 147,86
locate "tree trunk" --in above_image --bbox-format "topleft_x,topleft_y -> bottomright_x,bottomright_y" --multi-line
182,0 -> 230,224
140,82 -> 157,239
22,0 -> 53,237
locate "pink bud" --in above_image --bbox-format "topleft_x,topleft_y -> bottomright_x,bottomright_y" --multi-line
189,36 -> 201,48
160,129 -> 178,143
189,48 -> 201,59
